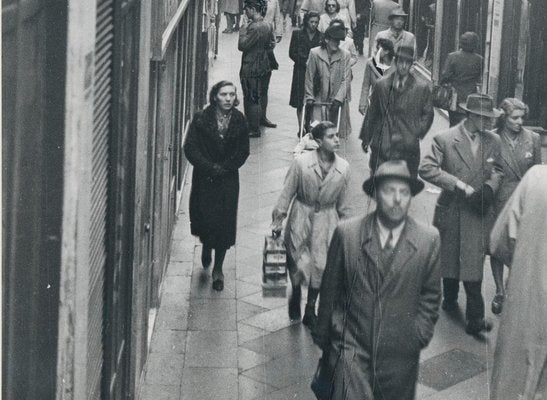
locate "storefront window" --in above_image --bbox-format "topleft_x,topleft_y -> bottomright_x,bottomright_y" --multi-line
413,0 -> 436,70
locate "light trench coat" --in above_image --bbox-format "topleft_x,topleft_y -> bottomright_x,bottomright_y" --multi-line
305,47 -> 353,138
489,165 -> 547,400
272,150 -> 351,288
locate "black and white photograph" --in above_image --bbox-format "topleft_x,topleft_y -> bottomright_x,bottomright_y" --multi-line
2,0 -> 546,399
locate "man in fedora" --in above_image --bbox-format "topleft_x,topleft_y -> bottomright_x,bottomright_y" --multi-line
372,6 -> 416,56
313,160 -> 441,400
419,93 -> 504,336
368,0 -> 399,56
360,45 -> 434,177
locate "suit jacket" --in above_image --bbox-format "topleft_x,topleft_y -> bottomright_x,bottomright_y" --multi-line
495,127 -> 542,213
360,71 -> 433,157
238,18 -> 276,77
440,50 -> 482,113
419,123 -> 504,281
314,214 -> 441,400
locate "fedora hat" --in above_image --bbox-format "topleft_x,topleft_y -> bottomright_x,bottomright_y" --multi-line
459,93 -> 500,118
362,160 -> 424,196
325,23 -> 346,40
388,7 -> 408,19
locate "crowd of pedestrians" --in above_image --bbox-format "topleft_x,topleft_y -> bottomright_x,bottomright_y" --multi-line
184,1 -> 545,398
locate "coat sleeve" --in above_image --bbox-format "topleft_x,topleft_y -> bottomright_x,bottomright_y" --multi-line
418,133 -> 460,191
274,0 -> 283,37
359,81 -> 381,144
221,118 -> 250,171
272,159 -> 300,227
334,53 -> 351,103
289,31 -> 299,63
348,0 -> 357,27
484,143 -> 504,194
418,84 -> 434,139
238,23 -> 259,51
313,226 -> 345,349
439,54 -> 454,85
359,63 -> 373,109
348,41 -> 358,67
336,172 -> 352,219
533,132 -> 543,166
304,52 -> 318,101
415,232 -> 441,348
183,115 -> 219,176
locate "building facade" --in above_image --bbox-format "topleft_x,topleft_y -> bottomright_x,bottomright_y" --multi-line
2,0 -> 214,398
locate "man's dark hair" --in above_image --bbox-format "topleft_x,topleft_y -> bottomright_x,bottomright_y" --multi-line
311,121 -> 336,140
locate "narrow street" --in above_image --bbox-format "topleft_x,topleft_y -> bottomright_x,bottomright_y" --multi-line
141,21 -> 502,400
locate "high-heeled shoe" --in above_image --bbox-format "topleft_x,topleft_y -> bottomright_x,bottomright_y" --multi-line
212,271 -> 224,291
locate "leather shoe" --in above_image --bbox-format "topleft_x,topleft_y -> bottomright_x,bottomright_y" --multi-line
465,319 -> 493,335
302,305 -> 317,329
491,294 -> 505,315
442,299 -> 458,312
260,118 -> 277,128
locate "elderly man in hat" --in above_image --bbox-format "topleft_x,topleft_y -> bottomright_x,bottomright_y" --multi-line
360,45 -> 434,177
372,6 -> 416,56
312,159 -> 441,400
238,0 -> 276,137
419,93 -> 504,336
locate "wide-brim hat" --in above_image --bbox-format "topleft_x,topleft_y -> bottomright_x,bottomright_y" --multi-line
388,7 -> 408,19
362,160 -> 424,196
459,93 -> 500,118
325,24 -> 346,40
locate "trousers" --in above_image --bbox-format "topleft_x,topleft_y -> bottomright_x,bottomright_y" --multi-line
241,72 -> 271,132
443,278 -> 485,322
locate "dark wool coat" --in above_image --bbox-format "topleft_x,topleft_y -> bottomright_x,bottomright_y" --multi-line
184,106 -> 250,249
314,214 -> 441,400
440,50 -> 483,114
288,28 -> 323,108
419,124 -> 504,281
360,72 -> 434,173
238,18 -> 276,78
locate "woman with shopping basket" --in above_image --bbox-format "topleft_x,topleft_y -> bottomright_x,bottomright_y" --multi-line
304,20 -> 353,138
271,121 -> 351,328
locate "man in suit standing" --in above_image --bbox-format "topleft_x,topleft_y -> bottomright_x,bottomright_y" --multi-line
373,7 -> 416,56
360,45 -> 434,177
353,0 -> 371,55
419,94 -> 504,336
368,0 -> 399,56
313,160 -> 441,400
238,0 -> 276,137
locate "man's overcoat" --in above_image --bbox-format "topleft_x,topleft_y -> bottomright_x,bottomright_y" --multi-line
184,106 -> 250,249
368,0 -> 399,53
314,215 -> 441,400
419,124 -> 504,281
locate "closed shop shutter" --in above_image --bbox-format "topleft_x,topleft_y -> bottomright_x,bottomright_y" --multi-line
88,0 -> 114,398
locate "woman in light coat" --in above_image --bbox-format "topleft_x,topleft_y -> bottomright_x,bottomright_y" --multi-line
272,121 -> 350,328
317,0 -> 350,32
489,165 -> 547,400
489,98 -> 542,314
305,22 -> 352,138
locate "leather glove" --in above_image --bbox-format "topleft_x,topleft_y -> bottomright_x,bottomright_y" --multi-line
467,184 -> 494,215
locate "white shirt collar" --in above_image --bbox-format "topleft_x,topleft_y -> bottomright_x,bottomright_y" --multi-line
376,217 -> 405,249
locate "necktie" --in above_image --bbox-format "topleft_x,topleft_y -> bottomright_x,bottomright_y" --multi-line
382,230 -> 394,258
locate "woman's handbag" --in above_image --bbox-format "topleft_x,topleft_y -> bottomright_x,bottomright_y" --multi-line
310,354 -> 333,400
432,84 -> 457,111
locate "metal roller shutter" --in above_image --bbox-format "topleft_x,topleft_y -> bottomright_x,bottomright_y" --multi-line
89,0 -> 114,398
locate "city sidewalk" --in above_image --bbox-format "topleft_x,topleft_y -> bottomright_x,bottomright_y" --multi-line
140,21 -> 501,400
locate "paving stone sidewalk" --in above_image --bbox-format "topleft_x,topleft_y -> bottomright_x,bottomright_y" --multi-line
140,20 -> 502,400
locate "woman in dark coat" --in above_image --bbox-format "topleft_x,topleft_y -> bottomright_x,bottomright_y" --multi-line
289,11 -> 323,134
184,81 -> 250,291
440,31 -> 483,127
489,98 -> 542,314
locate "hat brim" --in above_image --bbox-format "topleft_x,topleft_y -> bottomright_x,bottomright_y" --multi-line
459,103 -> 500,118
362,174 -> 424,196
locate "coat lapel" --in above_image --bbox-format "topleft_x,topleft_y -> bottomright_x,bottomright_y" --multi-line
453,125 -> 474,170
499,134 -> 522,179
380,219 -> 418,294
360,215 -> 380,270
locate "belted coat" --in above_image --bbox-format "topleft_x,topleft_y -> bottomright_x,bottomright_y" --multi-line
419,124 -> 504,281
305,47 -> 353,137
314,214 -> 441,400
272,150 -> 351,288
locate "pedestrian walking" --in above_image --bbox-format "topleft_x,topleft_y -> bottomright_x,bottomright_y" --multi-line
358,37 -> 394,117
489,98 -> 542,315
312,160 -> 441,400
353,0 -> 371,55
419,93 -> 504,336
489,165 -> 547,400
440,32 -> 483,127
238,0 -> 276,137
280,0 -> 299,28
184,81 -> 250,291
219,0 -> 243,33
264,0 -> 284,40
271,121 -> 351,327
368,0 -> 399,56
373,7 -> 416,57
360,45 -> 434,176
339,21 -> 359,68
336,0 -> 356,29
305,23 -> 353,138
318,0 -> 350,33
289,11 -> 323,133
